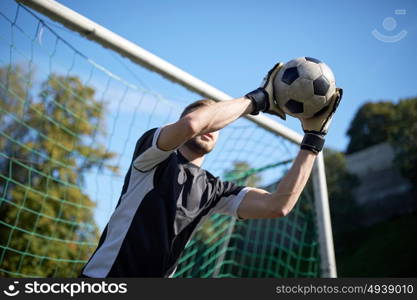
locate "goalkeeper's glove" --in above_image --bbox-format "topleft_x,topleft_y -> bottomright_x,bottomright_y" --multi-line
245,62 -> 286,119
299,88 -> 343,154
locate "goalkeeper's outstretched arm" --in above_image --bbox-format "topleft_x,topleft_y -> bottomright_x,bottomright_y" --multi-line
237,149 -> 316,219
156,63 -> 293,152
237,88 -> 343,220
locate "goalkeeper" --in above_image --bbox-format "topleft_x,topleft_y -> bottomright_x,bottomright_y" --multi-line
80,63 -> 343,278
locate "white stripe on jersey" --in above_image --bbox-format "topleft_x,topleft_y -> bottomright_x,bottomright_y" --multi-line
83,168 -> 155,277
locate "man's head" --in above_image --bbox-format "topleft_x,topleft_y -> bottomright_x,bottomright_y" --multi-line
180,99 -> 219,156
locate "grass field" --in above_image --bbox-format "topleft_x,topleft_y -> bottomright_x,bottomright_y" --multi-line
336,213 -> 417,277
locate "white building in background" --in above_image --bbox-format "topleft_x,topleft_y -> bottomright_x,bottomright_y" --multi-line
345,142 -> 416,225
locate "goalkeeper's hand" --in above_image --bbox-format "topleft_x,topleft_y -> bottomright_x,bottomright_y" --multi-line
245,62 -> 286,119
299,88 -> 343,154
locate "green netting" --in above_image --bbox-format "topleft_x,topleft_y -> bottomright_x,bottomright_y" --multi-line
0,1 -> 320,278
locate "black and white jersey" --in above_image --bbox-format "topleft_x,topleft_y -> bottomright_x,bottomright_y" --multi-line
80,126 -> 250,278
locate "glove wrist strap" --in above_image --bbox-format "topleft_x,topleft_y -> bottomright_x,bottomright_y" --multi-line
300,132 -> 325,154
245,88 -> 269,115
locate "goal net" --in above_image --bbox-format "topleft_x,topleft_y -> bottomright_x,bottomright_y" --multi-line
0,0 -> 330,278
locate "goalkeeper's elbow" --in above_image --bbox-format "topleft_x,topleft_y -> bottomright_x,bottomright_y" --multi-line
180,115 -> 202,138
268,191 -> 300,218
267,205 -> 289,219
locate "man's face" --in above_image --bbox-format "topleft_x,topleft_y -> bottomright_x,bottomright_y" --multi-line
184,130 -> 219,156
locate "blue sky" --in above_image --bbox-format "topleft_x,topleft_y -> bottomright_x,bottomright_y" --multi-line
53,0 -> 417,150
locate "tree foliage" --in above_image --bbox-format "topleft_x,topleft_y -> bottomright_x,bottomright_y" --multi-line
346,101 -> 396,154
0,65 -> 117,277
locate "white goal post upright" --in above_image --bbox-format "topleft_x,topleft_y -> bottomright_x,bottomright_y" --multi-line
16,0 -> 337,278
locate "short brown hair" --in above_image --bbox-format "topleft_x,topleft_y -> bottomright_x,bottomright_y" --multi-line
180,99 -> 216,118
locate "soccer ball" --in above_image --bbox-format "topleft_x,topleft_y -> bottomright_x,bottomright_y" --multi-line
274,57 -> 336,119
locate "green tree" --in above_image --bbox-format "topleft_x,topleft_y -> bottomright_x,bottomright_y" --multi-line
0,65 -> 117,277
346,101 -> 396,154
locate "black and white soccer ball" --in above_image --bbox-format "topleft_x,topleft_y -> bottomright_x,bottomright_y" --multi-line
274,57 -> 336,119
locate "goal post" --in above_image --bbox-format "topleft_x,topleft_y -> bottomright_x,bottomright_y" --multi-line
7,0 -> 336,277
